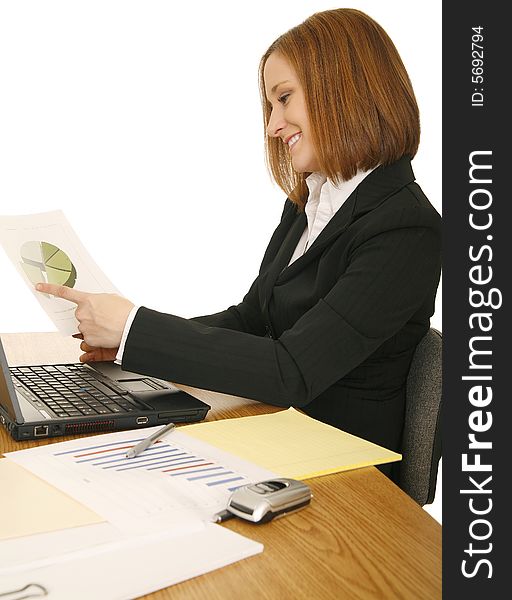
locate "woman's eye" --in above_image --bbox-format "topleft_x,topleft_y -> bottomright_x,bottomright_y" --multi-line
278,93 -> 290,104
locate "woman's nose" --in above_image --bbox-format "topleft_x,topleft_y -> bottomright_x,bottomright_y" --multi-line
266,109 -> 286,138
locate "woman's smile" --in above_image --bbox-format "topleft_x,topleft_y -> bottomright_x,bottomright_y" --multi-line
286,132 -> 302,151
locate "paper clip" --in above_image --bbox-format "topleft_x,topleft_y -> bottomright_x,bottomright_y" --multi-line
0,583 -> 48,599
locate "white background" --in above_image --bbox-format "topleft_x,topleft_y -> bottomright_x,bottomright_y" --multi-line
0,1 -> 442,521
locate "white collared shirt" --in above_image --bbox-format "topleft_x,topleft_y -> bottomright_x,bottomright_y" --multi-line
116,168 -> 374,363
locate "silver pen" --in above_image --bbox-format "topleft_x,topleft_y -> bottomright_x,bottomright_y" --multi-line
126,422 -> 176,458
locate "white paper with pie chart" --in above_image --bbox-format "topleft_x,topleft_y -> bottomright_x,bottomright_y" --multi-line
0,210 -> 120,335
20,241 -> 78,290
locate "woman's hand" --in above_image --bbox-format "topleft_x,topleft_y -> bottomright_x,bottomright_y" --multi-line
35,283 -> 134,348
73,335 -> 119,363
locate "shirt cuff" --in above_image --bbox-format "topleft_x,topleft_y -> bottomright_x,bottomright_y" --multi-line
115,305 -> 141,365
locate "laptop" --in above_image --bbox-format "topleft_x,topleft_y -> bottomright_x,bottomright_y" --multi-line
0,335 -> 210,441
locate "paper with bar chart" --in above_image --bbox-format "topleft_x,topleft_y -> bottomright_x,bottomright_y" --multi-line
5,427 -> 277,534
0,211 -> 119,335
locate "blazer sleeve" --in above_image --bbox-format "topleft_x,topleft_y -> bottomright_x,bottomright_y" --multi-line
122,208 -> 441,408
189,277 -> 265,335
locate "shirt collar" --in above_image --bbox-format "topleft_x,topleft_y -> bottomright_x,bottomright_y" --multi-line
305,168 -> 376,215
305,172 -> 327,196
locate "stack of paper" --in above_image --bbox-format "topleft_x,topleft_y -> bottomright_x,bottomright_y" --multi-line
1,425 -> 277,598
1,460 -> 242,599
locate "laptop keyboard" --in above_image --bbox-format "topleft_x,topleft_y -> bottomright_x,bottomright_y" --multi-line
10,364 -> 142,418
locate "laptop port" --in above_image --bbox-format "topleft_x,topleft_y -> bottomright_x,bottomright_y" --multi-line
136,416 -> 149,425
34,425 -> 49,437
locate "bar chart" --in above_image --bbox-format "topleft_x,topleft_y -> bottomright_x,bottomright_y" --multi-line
7,427 -> 277,532
54,436 -> 249,493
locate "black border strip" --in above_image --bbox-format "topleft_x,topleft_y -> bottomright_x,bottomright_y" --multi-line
443,3 -> 508,596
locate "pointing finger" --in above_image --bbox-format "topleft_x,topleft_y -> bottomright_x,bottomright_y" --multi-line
35,283 -> 87,304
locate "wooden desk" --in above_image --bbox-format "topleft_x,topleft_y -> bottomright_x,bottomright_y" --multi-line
1,333 -> 441,599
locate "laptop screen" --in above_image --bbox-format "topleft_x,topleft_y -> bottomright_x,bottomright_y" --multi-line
0,337 -> 22,423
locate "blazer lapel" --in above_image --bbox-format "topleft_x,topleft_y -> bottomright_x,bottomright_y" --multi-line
276,157 -> 416,284
259,209 -> 306,317
278,191 -> 357,282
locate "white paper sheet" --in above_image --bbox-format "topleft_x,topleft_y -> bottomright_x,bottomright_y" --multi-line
0,211 -> 119,335
0,523 -> 123,571
5,427 -> 277,534
0,523 -> 263,600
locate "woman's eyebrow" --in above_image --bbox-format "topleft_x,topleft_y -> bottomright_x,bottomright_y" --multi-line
270,80 -> 291,95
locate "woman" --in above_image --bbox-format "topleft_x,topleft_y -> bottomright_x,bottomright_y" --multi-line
37,9 -> 441,480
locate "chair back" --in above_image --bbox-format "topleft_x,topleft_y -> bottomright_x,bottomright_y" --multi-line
399,328 -> 442,505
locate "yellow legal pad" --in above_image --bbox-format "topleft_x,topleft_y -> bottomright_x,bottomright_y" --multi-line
0,459 -> 105,541
183,407 -> 401,480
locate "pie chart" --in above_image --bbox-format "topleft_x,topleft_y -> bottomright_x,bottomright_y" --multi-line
20,241 -> 77,288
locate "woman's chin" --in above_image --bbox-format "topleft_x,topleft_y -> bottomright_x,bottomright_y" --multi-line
291,154 -> 320,174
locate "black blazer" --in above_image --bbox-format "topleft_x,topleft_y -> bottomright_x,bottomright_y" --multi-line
123,157 -> 441,457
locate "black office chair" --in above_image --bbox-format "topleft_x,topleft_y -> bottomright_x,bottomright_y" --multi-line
399,328 -> 442,506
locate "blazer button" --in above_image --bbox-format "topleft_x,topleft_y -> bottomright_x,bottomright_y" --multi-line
265,325 -> 274,339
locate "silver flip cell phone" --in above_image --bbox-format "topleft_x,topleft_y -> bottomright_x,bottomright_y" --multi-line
222,478 -> 312,524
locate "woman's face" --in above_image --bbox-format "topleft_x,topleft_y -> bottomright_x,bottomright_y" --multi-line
263,52 -> 321,174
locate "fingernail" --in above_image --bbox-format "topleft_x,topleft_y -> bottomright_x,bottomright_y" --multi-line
35,284 -> 42,291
